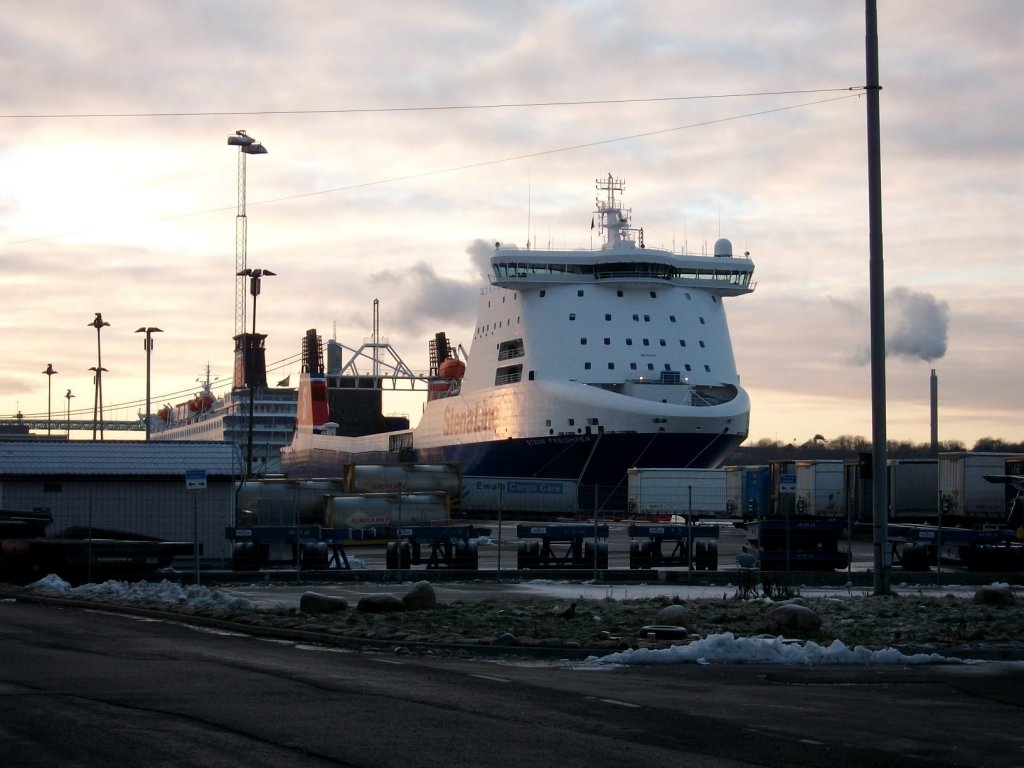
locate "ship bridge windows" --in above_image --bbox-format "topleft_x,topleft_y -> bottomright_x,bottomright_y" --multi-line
495,364 -> 522,385
498,338 -> 525,360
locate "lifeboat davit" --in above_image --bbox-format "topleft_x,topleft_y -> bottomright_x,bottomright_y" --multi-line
439,357 -> 465,379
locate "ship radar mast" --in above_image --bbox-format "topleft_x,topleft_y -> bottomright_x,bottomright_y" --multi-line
595,173 -> 643,250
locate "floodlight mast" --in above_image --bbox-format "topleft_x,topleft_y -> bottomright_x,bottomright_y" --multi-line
227,130 -> 268,339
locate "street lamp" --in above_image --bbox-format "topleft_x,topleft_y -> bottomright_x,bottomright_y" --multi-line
65,389 -> 74,438
237,267 -> 275,476
227,130 -> 268,341
134,327 -> 163,440
41,363 -> 58,436
87,313 -> 110,440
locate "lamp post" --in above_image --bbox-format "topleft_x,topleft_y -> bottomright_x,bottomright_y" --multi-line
134,327 -> 163,439
41,364 -> 58,436
237,268 -> 275,476
227,130 -> 268,340
65,389 -> 74,438
87,313 -> 110,440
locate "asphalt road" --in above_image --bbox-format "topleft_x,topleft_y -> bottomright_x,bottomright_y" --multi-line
2,599 -> 1022,767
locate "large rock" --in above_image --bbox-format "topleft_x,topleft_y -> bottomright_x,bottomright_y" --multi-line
357,593 -> 406,613
765,603 -> 822,633
654,604 -> 689,626
299,591 -> 349,614
973,585 -> 1016,606
402,581 -> 437,610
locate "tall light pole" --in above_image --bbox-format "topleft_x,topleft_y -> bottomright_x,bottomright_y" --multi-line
65,389 -> 74,438
135,327 -> 163,440
227,130 -> 268,341
87,313 -> 110,440
41,363 -> 58,436
237,267 -> 275,476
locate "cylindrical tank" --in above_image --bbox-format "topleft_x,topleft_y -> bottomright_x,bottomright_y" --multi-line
325,492 -> 450,529
236,479 -> 346,525
344,464 -> 461,497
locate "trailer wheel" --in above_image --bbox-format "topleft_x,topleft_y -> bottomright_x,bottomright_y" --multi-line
694,540 -> 718,571
399,542 -> 412,569
584,542 -> 609,570
301,542 -> 329,570
517,541 -> 539,570
385,541 -> 398,569
231,542 -> 262,572
455,539 -> 479,570
629,540 -> 647,569
900,543 -> 933,571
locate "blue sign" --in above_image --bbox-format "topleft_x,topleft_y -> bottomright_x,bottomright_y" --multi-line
185,468 -> 207,490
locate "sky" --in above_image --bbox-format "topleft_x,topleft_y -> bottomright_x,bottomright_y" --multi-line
1,0 -> 1020,447
25,573 -> 984,664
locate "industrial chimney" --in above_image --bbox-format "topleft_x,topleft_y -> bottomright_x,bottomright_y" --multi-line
930,369 -> 938,455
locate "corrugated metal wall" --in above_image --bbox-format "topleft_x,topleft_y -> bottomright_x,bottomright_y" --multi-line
1,478 -> 236,562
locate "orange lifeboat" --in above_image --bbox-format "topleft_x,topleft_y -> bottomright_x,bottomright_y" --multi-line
188,393 -> 215,413
439,357 -> 466,379
157,406 -> 172,422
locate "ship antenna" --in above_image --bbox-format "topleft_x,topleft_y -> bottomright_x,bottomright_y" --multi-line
526,168 -> 531,250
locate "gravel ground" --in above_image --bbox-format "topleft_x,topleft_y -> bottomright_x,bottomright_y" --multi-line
177,586 -> 1024,655
11,579 -> 1024,658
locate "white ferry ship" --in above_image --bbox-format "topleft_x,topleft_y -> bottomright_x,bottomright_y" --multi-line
149,354 -> 296,475
282,175 -> 755,490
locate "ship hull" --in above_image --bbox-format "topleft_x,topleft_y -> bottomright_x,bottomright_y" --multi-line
282,429 -> 744,484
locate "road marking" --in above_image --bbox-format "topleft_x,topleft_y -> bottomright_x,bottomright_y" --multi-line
470,674 -> 511,683
597,697 -> 641,708
369,658 -> 405,665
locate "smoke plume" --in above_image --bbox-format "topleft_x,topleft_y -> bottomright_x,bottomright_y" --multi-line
886,286 -> 949,361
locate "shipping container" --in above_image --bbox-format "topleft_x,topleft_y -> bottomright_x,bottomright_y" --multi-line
626,468 -> 727,520
888,459 -> 938,520
459,477 -> 578,517
938,452 -> 1023,523
794,460 -> 844,517
724,465 -> 770,520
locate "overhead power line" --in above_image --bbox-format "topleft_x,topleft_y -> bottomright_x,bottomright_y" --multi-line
0,88 -> 863,119
1,91 -> 860,248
